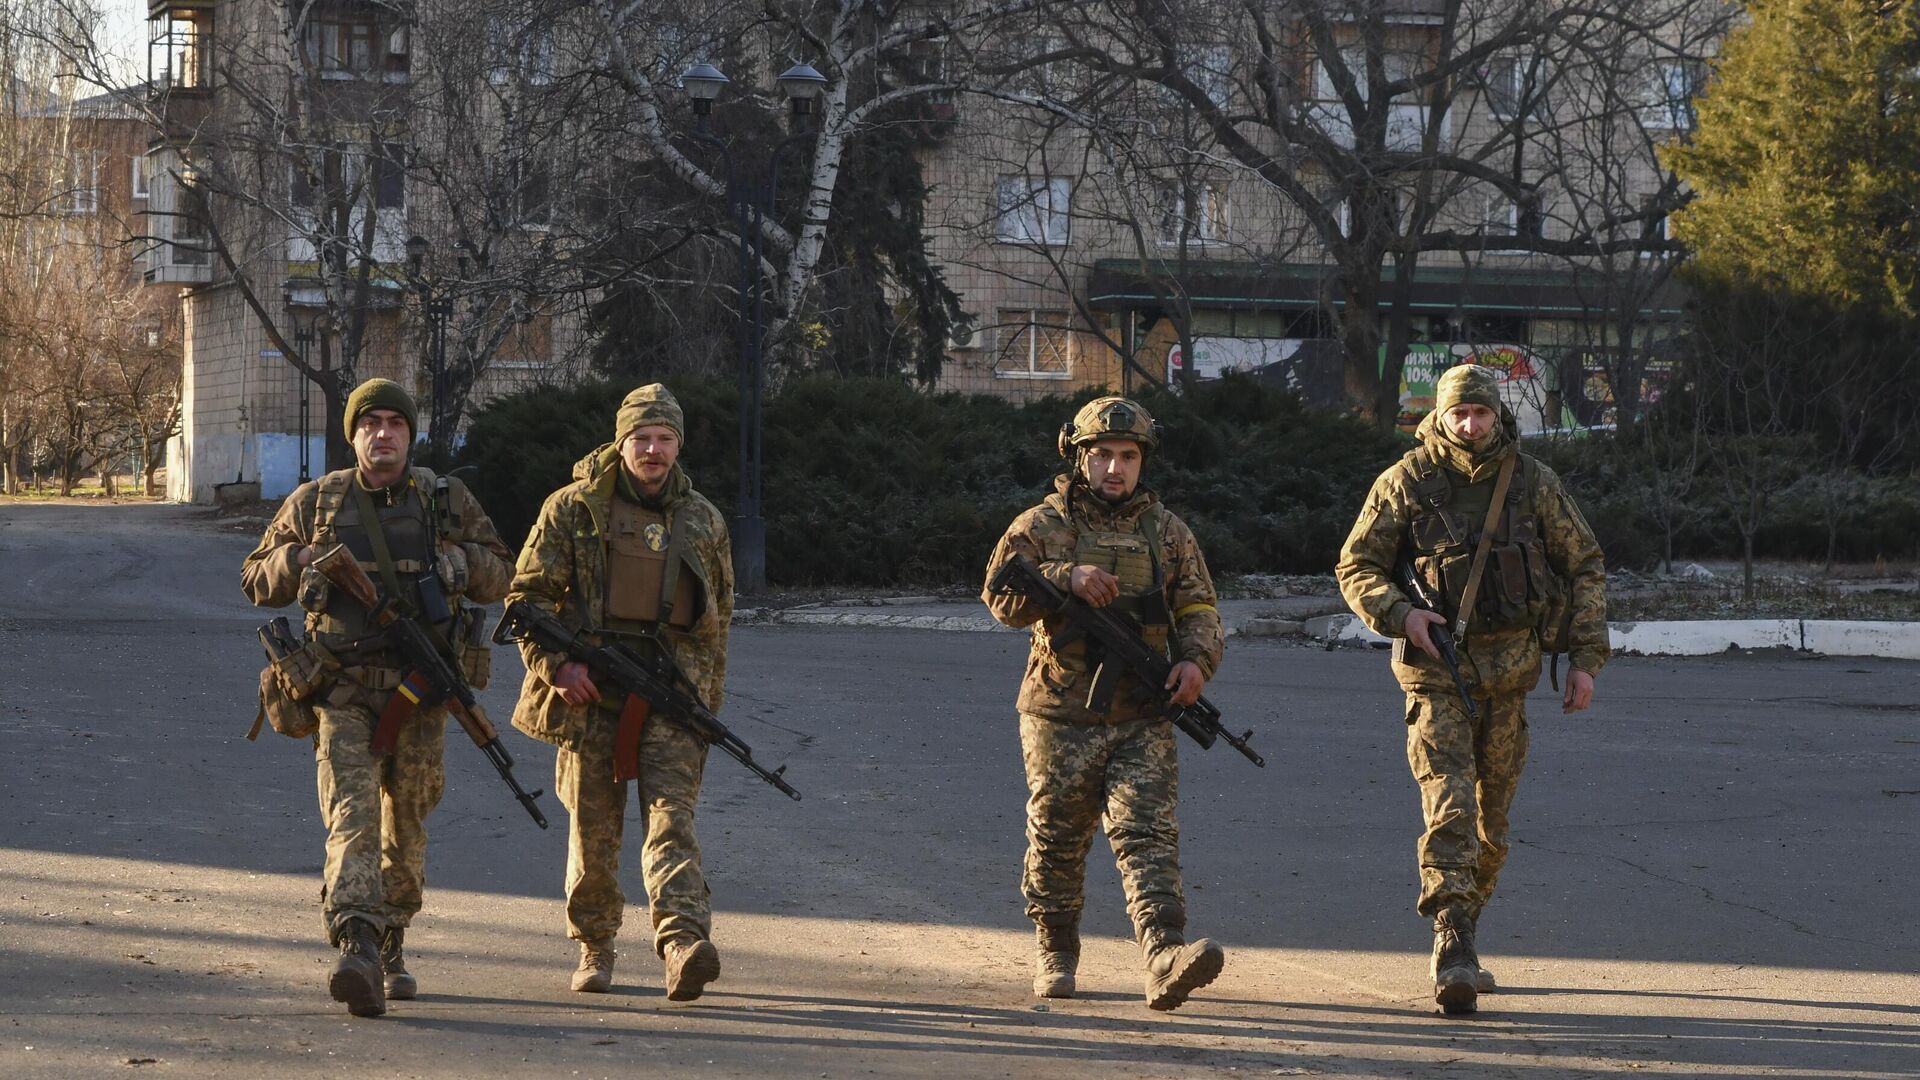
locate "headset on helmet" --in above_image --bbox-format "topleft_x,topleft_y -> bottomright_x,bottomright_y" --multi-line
1056,396 -> 1163,460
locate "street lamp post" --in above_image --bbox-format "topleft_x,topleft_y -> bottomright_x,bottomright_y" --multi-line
681,61 -> 827,595
281,281 -> 331,483
405,235 -> 459,457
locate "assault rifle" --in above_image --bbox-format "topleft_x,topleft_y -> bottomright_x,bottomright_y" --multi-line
1395,554 -> 1478,719
988,554 -> 1264,767
312,545 -> 550,829
492,600 -> 802,801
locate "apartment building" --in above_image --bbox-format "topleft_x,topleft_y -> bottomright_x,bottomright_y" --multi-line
147,0 -> 580,503
915,0 -> 1710,431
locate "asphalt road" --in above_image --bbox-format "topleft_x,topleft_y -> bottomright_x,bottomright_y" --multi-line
2,503 -> 1917,1079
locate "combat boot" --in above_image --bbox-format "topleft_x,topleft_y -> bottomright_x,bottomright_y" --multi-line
663,938 -> 721,1002
1430,906 -> 1479,1015
379,926 -> 416,1000
571,940 -> 616,993
1032,917 -> 1080,999
1140,926 -> 1224,1012
328,918 -> 386,1017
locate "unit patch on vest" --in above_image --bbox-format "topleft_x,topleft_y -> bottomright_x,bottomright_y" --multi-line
643,522 -> 668,552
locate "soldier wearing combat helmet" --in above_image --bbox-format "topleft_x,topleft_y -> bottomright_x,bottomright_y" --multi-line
1336,364 -> 1609,1015
241,378 -> 514,1017
504,384 -> 735,1000
982,396 -> 1229,1011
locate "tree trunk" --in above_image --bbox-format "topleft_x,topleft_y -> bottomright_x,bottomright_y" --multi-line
1742,528 -> 1755,602
1338,274 -> 1387,429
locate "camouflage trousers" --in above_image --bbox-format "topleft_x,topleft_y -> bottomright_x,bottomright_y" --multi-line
1405,689 -> 1529,918
1019,713 -> 1185,940
313,687 -> 447,945
555,706 -> 711,954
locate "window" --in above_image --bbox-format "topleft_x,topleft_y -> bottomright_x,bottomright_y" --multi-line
131,154 -> 150,200
508,158 -> 551,227
1183,44 -> 1232,109
1155,183 -> 1227,245
1480,55 -> 1543,120
994,309 -> 1074,379
1312,46 -> 1442,150
996,175 -> 1070,245
1481,189 -> 1542,251
302,18 -> 385,77
490,18 -> 555,85
62,153 -> 101,214
373,143 -> 406,210
1642,61 -> 1704,131
170,165 -> 210,264
290,145 -> 405,210
149,7 -> 213,91
1637,197 -> 1675,259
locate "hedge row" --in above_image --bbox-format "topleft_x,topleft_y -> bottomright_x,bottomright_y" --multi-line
454,376 -> 1920,586
454,374 -> 1406,586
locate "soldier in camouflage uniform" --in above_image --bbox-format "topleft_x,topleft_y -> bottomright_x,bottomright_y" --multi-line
241,378 -> 513,1017
504,384 -> 734,1000
1335,364 -> 1609,1015
982,396 -> 1228,1011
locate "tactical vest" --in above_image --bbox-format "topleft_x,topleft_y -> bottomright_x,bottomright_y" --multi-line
1405,448 -> 1552,632
602,495 -> 700,637
306,469 -> 459,648
1062,512 -> 1172,660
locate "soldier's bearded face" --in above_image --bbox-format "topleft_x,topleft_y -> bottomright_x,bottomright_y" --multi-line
621,424 -> 681,492
352,409 -> 410,475
1082,439 -> 1143,501
1442,403 -> 1498,447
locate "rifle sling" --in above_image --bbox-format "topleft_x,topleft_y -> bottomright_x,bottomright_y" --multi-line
351,476 -> 461,659
1453,452 -> 1517,644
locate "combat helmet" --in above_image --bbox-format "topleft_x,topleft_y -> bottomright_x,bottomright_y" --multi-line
1057,396 -> 1161,460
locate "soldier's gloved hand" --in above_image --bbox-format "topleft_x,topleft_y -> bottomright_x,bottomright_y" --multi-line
1164,660 -> 1204,706
437,541 -> 469,594
554,661 -> 601,706
1070,565 -> 1122,607
1403,608 -> 1447,661
1562,669 -> 1595,714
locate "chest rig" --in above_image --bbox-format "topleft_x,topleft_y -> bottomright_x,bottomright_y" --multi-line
1405,449 -> 1551,631
308,470 -> 457,647
602,495 -> 700,638
1064,510 -> 1172,660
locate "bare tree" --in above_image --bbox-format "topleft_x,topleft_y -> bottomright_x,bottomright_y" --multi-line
972,0 -> 1711,427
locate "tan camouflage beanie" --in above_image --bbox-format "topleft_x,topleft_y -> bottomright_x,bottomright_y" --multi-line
615,383 -> 685,444
1435,364 -> 1503,413
344,377 -> 417,436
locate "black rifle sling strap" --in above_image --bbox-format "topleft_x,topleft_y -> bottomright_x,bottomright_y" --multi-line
1452,452 -> 1518,644
350,477 -> 411,615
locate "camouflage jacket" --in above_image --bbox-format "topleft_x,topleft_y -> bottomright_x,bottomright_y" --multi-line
505,445 -> 734,750
240,466 -> 514,663
1335,413 -> 1609,695
982,473 -> 1225,724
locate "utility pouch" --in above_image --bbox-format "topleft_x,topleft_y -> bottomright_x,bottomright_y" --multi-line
416,571 -> 452,627
1493,545 -> 1531,620
251,638 -> 338,740
463,607 -> 494,690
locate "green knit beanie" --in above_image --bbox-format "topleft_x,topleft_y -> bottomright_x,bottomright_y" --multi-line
344,378 -> 418,437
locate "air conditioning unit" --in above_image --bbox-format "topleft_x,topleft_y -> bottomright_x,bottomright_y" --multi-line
948,316 -> 981,350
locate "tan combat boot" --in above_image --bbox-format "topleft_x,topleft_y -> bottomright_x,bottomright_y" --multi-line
1141,927 -> 1224,1012
571,940 -> 616,993
328,918 -> 386,1017
663,938 -> 721,1001
1033,917 -> 1080,998
379,926 -> 416,1000
1430,906 -> 1479,1015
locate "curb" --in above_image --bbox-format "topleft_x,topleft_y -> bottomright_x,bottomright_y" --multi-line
1301,612 -> 1920,661
734,605 -> 1920,661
